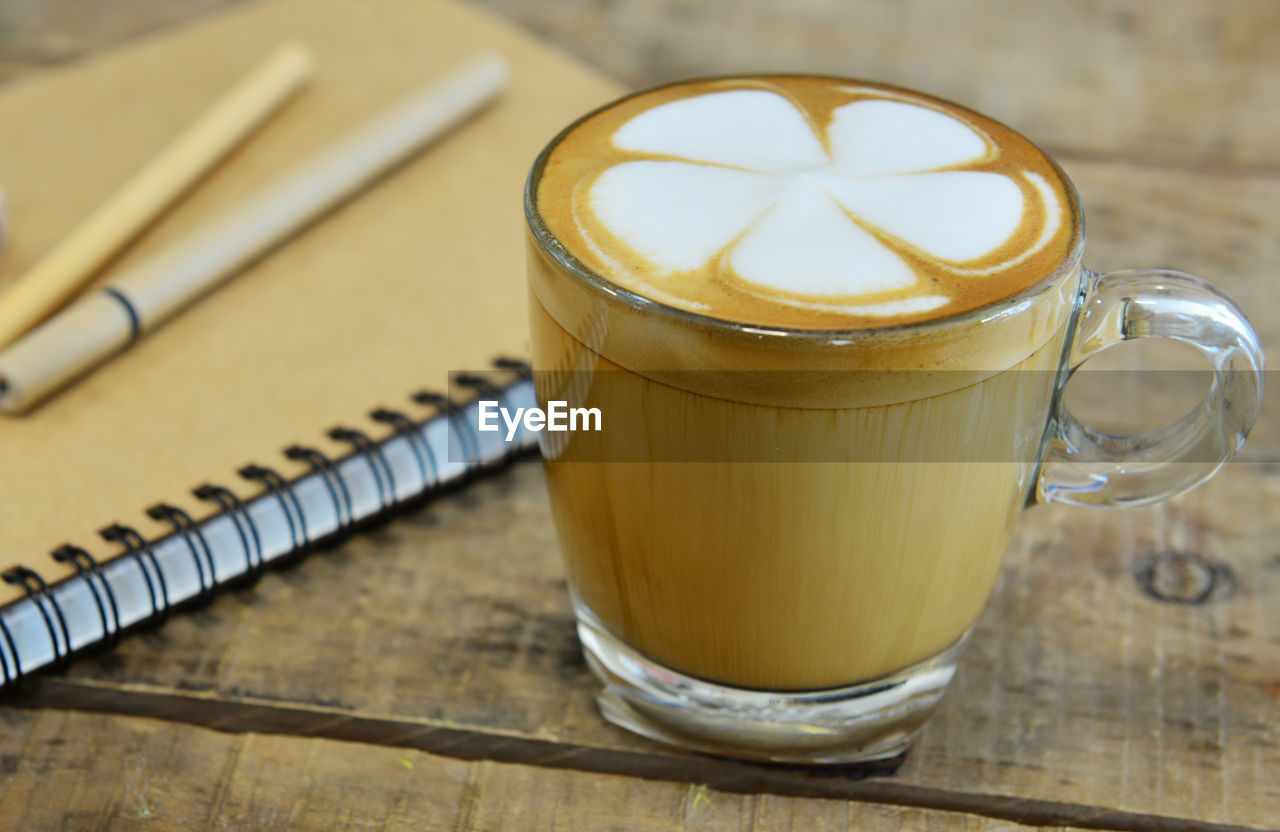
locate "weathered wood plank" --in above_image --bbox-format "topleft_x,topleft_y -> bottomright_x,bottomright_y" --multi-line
0,0 -> 247,63
1060,161 -> 1279,459
0,1 -> 239,83
2,0 -> 1278,171
7,156 -> 1276,828
0,708 -> 1102,832
0,2 -> 1276,829
492,0 -> 1280,173
18,450 -> 1276,827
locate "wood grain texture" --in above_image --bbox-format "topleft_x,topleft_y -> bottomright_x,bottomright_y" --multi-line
3,0 -> 1276,171
5,158 -> 1276,829
1059,161 -> 1279,460
15,449 -> 1275,829
0,0 -> 248,83
0,708 -> 1100,832
508,0 -> 1280,173
1,1 -> 1277,829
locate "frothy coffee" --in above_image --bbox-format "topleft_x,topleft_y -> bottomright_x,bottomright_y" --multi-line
536,76 -> 1076,329
527,77 -> 1086,692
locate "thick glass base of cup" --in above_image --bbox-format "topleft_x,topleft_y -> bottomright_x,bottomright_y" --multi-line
574,596 -> 968,764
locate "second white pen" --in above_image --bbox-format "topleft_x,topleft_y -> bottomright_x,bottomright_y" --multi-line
0,51 -> 510,413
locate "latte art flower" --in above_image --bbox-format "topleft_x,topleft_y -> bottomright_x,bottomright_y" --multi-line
588,90 -> 1061,315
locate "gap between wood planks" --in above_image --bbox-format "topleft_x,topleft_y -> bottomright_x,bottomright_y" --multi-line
7,678 -> 1267,832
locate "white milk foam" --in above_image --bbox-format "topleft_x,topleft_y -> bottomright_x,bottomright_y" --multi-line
586,88 -> 1061,315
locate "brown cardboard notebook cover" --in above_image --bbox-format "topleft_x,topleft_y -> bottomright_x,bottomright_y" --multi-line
0,0 -> 622,604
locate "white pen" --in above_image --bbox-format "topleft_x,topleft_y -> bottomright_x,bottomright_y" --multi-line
0,51 -> 509,413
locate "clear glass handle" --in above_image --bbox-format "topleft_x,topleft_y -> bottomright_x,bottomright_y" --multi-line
1036,268 -> 1265,507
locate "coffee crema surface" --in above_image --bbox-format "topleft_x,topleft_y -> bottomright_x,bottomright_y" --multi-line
536,76 -> 1077,329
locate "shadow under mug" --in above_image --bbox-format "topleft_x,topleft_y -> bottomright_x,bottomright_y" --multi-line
523,90 -> 1265,765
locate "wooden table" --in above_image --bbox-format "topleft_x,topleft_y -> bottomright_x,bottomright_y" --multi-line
1,1 -> 1277,829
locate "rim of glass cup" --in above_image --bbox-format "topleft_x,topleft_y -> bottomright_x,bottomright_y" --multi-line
524,74 -> 1087,342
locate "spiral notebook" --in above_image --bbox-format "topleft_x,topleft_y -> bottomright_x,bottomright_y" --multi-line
0,0 -> 621,689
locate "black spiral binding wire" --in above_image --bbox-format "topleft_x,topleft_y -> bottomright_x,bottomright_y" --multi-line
328,427 -> 398,514
1,364 -> 531,692
492,358 -> 536,464
370,408 -> 438,493
455,373 -> 517,466
101,524 -> 169,624
51,545 -> 121,648
0,609 -> 20,691
147,504 -> 217,601
411,390 -> 480,473
2,566 -> 71,674
238,464 -> 309,563
493,356 -> 533,377
284,445 -> 355,538
194,484 -> 265,585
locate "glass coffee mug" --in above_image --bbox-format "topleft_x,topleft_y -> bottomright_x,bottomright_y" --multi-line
523,76 -> 1264,763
